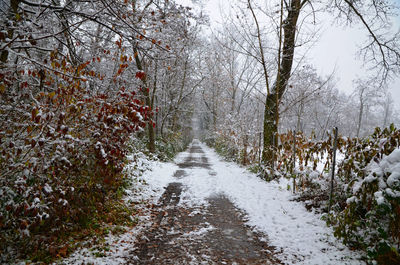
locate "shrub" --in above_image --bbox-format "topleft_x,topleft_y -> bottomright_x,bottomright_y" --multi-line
0,51 -> 148,261
332,126 -> 400,263
253,126 -> 400,263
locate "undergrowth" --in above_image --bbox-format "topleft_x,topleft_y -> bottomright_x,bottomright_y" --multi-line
275,125 -> 400,264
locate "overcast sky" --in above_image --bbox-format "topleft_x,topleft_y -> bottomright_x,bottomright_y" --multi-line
179,0 -> 400,108
305,11 -> 400,108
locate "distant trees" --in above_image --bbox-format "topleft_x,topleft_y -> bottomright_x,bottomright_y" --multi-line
223,0 -> 400,169
198,33 -> 399,166
381,91 -> 398,128
279,65 -> 333,136
197,35 -> 264,164
352,78 -> 383,138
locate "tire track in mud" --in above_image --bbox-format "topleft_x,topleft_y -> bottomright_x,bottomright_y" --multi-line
129,141 -> 281,264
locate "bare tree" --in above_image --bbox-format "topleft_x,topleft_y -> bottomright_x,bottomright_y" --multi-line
225,0 -> 400,168
352,78 -> 383,137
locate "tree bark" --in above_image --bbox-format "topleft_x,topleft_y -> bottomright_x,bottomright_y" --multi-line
133,47 -> 155,153
262,0 -> 301,167
356,98 -> 364,138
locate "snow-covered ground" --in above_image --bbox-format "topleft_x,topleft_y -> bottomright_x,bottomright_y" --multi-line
59,140 -> 362,264
174,140 -> 362,264
56,153 -> 178,265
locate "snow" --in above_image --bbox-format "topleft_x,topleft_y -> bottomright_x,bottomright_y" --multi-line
178,224 -> 215,238
362,147 -> 400,203
58,153 -> 176,265
60,141 -> 362,265
314,151 -> 345,174
346,196 -> 357,204
386,148 -> 400,164
43,183 -> 53,193
363,174 -> 377,183
387,172 -> 400,187
139,161 -> 179,193
374,191 -> 386,205
95,141 -> 107,159
385,187 -> 400,198
21,229 -> 30,237
378,148 -> 400,175
58,199 -> 68,206
175,140 -> 362,264
60,230 -> 142,265
352,179 -> 363,194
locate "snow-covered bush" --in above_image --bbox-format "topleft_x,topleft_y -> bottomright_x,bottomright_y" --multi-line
265,126 -> 400,263
332,126 -> 400,263
0,52 -> 148,259
0,0 -> 203,260
154,133 -> 191,161
213,135 -> 240,162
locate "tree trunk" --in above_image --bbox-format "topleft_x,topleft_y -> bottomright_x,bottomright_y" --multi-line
356,100 -> 364,138
171,59 -> 188,132
262,0 -> 301,167
242,134 -> 248,165
262,93 -> 278,167
133,47 -> 155,153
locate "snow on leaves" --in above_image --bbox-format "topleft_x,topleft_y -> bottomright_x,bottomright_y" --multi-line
0,0 -> 204,262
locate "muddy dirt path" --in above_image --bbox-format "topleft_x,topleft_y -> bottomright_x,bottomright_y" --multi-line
129,141 -> 281,264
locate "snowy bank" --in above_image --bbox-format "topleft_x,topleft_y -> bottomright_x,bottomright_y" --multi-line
56,153 -> 177,265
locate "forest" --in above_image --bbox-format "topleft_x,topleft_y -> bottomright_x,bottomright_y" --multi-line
1,0 -> 400,264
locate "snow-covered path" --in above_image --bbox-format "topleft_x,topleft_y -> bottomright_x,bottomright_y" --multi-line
60,139 -> 362,264
140,140 -> 363,264
206,141 -> 362,263
128,140 -> 280,264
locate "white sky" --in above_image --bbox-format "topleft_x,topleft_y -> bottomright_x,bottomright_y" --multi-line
179,0 -> 400,108
307,15 -> 400,108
